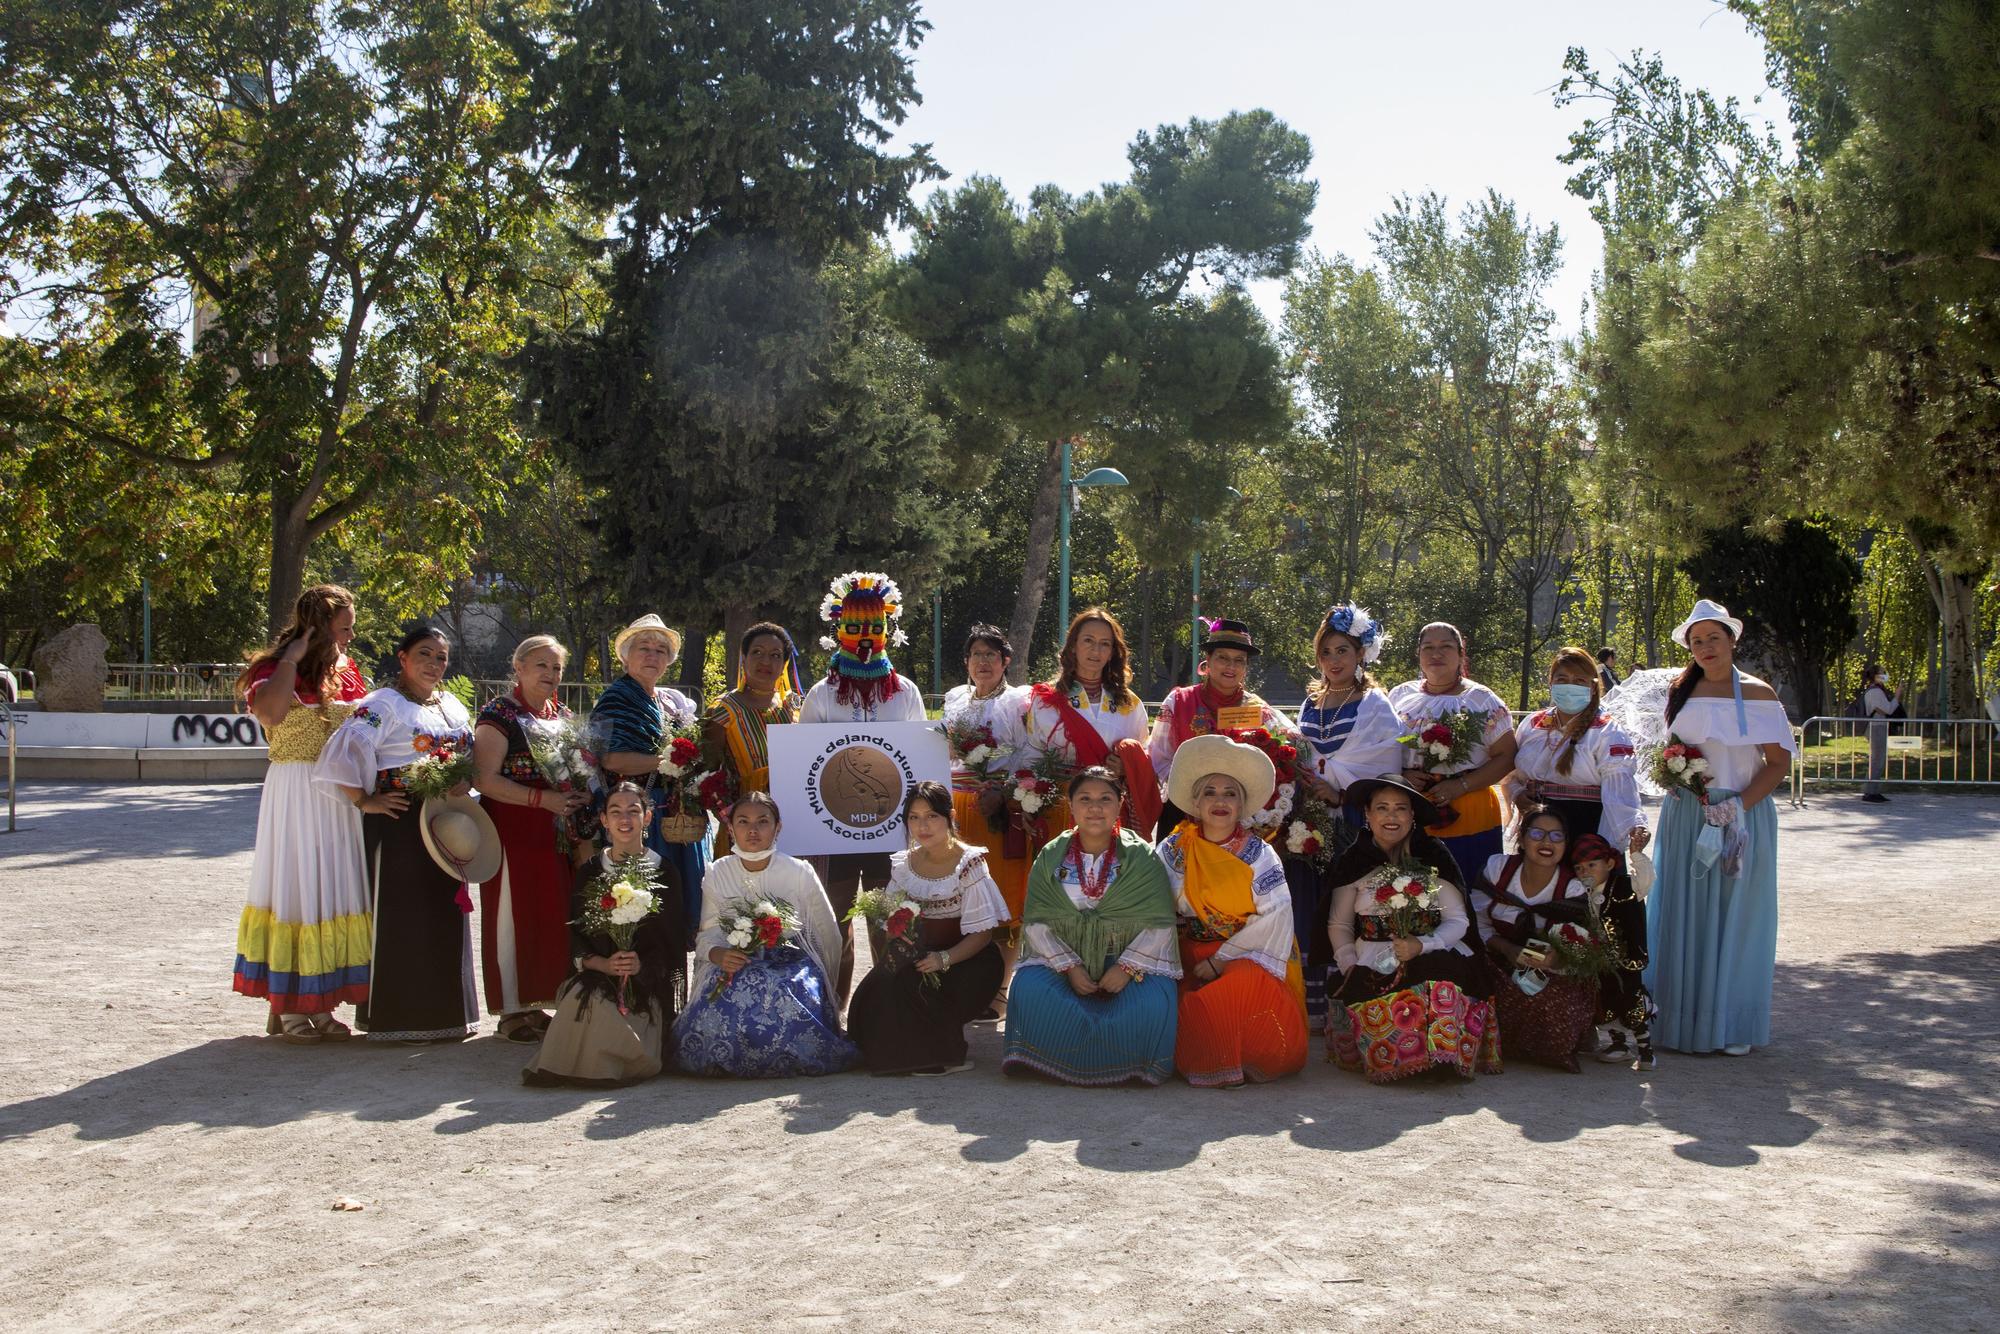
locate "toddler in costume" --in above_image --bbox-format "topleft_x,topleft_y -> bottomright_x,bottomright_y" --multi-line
1572,832 -> 1655,1071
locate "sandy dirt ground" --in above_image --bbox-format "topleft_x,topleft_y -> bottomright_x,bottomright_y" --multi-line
1,781 -> 1995,1332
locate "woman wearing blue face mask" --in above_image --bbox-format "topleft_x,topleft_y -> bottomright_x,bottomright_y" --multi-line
1506,646 -> 1650,860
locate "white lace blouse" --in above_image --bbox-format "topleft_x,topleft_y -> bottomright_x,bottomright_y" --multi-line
887,846 -> 1008,934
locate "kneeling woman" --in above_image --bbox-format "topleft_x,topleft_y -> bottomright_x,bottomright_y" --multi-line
847,781 -> 1007,1075
525,784 -> 686,1087
672,794 -> 857,1077
1001,768 -> 1181,1086
1158,735 -> 1308,1087
1474,804 -> 1599,1073
1315,774 -> 1500,1082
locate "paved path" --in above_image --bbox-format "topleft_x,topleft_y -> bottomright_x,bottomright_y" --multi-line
1,783 -> 1994,1331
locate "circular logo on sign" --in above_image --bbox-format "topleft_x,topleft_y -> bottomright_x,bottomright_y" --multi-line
819,744 -> 904,830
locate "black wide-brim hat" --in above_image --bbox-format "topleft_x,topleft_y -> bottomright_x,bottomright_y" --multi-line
1342,772 -> 1442,828
1200,618 -> 1258,656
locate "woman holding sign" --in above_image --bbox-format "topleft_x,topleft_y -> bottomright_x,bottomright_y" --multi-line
1002,767 -> 1181,1087
798,572 -> 926,1006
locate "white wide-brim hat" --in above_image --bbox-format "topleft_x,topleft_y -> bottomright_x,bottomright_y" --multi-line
1671,598 -> 1744,647
419,793 -> 503,884
1167,734 -> 1276,820
614,613 -> 682,664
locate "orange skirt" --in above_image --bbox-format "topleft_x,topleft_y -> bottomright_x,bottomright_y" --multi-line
1174,937 -> 1308,1087
952,787 -> 1029,924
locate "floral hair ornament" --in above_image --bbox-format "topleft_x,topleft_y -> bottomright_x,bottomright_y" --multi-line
1322,604 -> 1387,664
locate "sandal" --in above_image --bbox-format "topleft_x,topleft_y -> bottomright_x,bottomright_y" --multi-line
497,1014 -> 543,1045
311,1015 -> 353,1042
274,1014 -> 322,1045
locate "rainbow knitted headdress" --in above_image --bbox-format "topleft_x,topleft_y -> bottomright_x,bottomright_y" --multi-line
819,570 -> 909,705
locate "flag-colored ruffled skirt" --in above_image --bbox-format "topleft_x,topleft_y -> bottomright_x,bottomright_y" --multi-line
232,758 -> 372,1016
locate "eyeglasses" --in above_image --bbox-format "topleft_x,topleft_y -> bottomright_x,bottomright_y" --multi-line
1523,827 -> 1567,843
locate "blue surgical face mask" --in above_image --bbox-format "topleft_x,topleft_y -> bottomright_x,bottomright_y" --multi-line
1550,683 -> 1594,714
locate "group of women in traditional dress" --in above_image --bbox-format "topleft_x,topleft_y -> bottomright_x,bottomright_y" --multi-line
233,582 -> 1794,1091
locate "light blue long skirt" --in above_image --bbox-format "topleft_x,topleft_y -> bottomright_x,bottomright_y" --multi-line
1643,789 -> 1780,1052
672,946 -> 857,1077
1001,967 -> 1177,1086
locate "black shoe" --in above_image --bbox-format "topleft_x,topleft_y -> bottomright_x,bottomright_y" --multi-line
1860,793 -> 1890,804
1596,1029 -> 1632,1064
1634,1041 -> 1657,1071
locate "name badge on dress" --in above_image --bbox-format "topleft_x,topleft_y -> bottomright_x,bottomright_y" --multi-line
1216,704 -> 1264,731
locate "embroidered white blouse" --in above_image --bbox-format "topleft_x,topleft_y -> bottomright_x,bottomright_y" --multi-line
887,847 -> 1008,933
1019,686 -> 1148,769
940,683 -> 1031,781
1508,708 -> 1649,848
1157,830 -> 1295,983
689,853 -> 843,998
799,673 -> 927,724
1017,848 -> 1183,979
1387,679 -> 1514,776
313,686 -> 474,795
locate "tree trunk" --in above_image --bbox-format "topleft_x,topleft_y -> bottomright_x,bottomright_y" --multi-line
1921,558 -> 1979,718
1519,581 -> 1537,709
1007,440 -> 1065,684
1134,565 -> 1155,695
721,603 -> 757,695
267,488 -> 309,639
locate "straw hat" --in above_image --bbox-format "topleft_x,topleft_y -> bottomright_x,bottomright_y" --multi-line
614,613 -> 682,664
1671,598 -> 1744,647
1342,772 -> 1443,829
1167,734 -> 1276,818
419,793 -> 502,884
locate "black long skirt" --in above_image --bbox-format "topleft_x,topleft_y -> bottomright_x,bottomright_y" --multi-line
848,942 -> 1003,1074
355,807 -> 477,1041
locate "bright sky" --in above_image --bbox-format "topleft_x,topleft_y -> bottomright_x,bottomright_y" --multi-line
889,0 -> 1785,331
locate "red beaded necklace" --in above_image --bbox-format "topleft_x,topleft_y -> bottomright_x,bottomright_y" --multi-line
1068,837 -> 1118,901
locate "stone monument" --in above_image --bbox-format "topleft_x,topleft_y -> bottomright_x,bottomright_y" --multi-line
29,623 -> 111,712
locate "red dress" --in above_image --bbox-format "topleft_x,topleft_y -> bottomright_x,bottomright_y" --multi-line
475,691 -> 579,1014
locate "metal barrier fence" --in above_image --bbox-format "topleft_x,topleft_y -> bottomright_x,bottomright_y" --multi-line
2,667 -> 33,833
108,662 -> 246,701
1791,715 -> 2000,802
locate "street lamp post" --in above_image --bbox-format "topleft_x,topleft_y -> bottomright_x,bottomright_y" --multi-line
1056,438 -> 1129,634
1189,487 -> 1243,684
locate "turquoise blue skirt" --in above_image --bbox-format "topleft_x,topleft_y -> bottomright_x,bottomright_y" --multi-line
1001,967 -> 1176,1086
1644,789 -> 1779,1052
672,946 -> 857,1077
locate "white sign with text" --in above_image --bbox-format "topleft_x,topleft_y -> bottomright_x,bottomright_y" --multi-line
765,721 -> 952,857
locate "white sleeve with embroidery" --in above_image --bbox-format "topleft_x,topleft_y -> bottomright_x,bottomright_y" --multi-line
1210,842 -> 1294,981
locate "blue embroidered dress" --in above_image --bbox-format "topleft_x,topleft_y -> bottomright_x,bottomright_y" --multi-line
671,853 -> 856,1077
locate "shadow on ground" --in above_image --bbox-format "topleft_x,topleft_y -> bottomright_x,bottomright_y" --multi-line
8,941 -> 1991,1190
